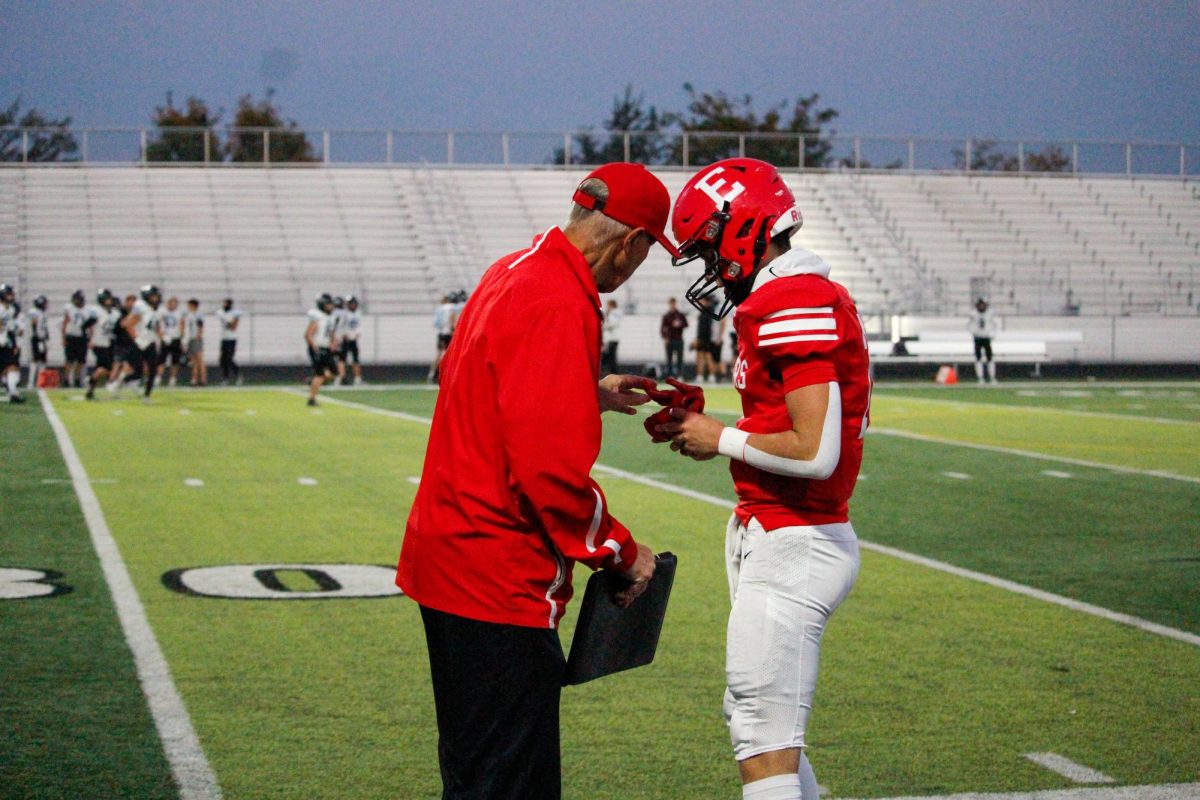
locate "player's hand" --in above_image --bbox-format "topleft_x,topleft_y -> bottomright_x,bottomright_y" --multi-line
598,374 -> 656,415
614,543 -> 656,607
657,407 -> 723,461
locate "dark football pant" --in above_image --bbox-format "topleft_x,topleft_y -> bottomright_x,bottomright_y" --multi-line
419,605 -> 565,800
220,340 -> 238,381
139,343 -> 160,396
973,336 -> 993,362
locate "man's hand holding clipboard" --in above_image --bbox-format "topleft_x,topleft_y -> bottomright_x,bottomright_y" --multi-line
562,552 -> 678,686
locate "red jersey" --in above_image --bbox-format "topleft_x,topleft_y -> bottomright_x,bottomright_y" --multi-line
727,248 -> 872,529
397,227 -> 639,630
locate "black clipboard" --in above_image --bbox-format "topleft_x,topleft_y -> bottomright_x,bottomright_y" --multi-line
562,552 -> 677,686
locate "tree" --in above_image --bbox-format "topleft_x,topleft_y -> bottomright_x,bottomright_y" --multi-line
146,93 -> 221,163
224,92 -> 316,163
666,85 -> 838,168
1025,144 -> 1071,173
954,140 -> 1071,172
553,85 -> 668,165
0,98 -> 78,162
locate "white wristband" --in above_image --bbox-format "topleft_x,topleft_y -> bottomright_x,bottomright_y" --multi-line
718,426 -> 751,461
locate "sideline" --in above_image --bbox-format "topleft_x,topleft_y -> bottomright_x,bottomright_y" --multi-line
308,390 -> 1200,650
39,391 -> 223,800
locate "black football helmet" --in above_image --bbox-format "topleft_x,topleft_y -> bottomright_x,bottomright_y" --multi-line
333,295 -> 345,309
140,284 -> 162,307
71,289 -> 85,306
33,295 -> 48,310
97,288 -> 115,307
316,293 -> 334,312
346,295 -> 359,309
0,283 -> 14,303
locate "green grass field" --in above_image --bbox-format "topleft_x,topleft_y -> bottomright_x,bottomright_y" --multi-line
2,381 -> 1198,799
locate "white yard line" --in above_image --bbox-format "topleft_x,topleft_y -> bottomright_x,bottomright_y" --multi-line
1023,753 -> 1114,784
875,393 -> 1199,426
39,391 -> 222,800
286,388 -> 436,425
316,391 -> 1200,650
870,427 -> 1200,485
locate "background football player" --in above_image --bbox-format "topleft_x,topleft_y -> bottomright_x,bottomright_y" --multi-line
107,294 -> 139,395
121,285 -> 164,401
157,296 -> 184,387
0,284 -> 24,403
182,298 -> 206,386
85,289 -> 121,401
26,295 -> 50,390
305,293 -> 338,406
216,297 -> 242,385
968,297 -> 999,384
656,159 -> 872,800
61,289 -> 95,388
340,295 -> 364,385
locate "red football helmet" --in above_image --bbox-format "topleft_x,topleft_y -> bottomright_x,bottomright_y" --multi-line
671,158 -> 802,318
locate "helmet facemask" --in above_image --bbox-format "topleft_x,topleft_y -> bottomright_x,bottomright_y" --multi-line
674,203 -> 771,321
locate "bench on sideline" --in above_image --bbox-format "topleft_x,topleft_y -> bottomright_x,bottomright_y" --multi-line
868,330 -> 1083,377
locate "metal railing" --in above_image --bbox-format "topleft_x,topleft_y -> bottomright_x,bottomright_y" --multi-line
2,126 -> 1198,177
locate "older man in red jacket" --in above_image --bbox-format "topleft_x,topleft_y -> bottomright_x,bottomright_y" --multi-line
398,162 -> 677,800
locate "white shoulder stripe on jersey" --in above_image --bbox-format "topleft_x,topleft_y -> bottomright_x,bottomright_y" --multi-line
759,333 -> 839,347
762,306 -> 833,320
507,228 -> 554,270
759,317 -> 836,337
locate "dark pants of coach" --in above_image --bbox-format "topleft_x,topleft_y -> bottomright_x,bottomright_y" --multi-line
420,606 -> 565,800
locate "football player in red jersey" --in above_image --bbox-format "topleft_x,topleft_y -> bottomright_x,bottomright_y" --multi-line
657,158 -> 872,800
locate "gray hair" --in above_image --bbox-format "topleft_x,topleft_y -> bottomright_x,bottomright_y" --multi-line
566,177 -> 634,243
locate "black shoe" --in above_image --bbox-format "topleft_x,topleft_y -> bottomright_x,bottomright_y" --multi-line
85,388 -> 95,400
307,398 -> 317,407
9,394 -> 26,404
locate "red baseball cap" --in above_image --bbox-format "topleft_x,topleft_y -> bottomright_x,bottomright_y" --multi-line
572,163 -> 681,258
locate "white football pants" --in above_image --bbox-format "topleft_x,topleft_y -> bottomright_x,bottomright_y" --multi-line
724,514 -> 859,761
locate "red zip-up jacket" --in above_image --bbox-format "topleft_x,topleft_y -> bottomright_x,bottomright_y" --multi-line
397,227 -> 640,629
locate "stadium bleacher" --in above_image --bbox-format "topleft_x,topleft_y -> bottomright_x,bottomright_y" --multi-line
1,166 -> 1196,364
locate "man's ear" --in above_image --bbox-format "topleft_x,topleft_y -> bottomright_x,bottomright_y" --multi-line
624,227 -> 648,250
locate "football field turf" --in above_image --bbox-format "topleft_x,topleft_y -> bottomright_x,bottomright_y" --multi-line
2,381 -> 1198,799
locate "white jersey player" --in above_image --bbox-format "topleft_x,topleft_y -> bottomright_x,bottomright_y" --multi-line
182,299 -> 207,386
0,284 -> 23,403
340,295 -> 364,385
26,295 -> 50,390
119,285 -> 164,400
967,298 -> 998,384
306,293 -> 338,406
158,296 -> 184,387
61,290 -> 95,388
216,298 -> 242,385
85,289 -> 122,400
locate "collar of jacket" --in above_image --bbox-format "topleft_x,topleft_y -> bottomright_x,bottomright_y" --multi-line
540,227 -> 603,318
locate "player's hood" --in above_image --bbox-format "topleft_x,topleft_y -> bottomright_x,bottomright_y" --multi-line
749,247 -> 832,295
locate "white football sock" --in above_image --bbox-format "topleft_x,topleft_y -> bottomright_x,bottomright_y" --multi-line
743,774 -> 802,800
6,369 -> 20,396
799,752 -> 820,799
974,360 -> 985,382
987,361 -> 997,383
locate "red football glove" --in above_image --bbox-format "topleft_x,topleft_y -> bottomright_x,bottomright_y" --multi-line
644,378 -> 706,443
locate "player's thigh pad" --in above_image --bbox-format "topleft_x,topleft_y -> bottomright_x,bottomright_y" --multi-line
724,518 -> 860,760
